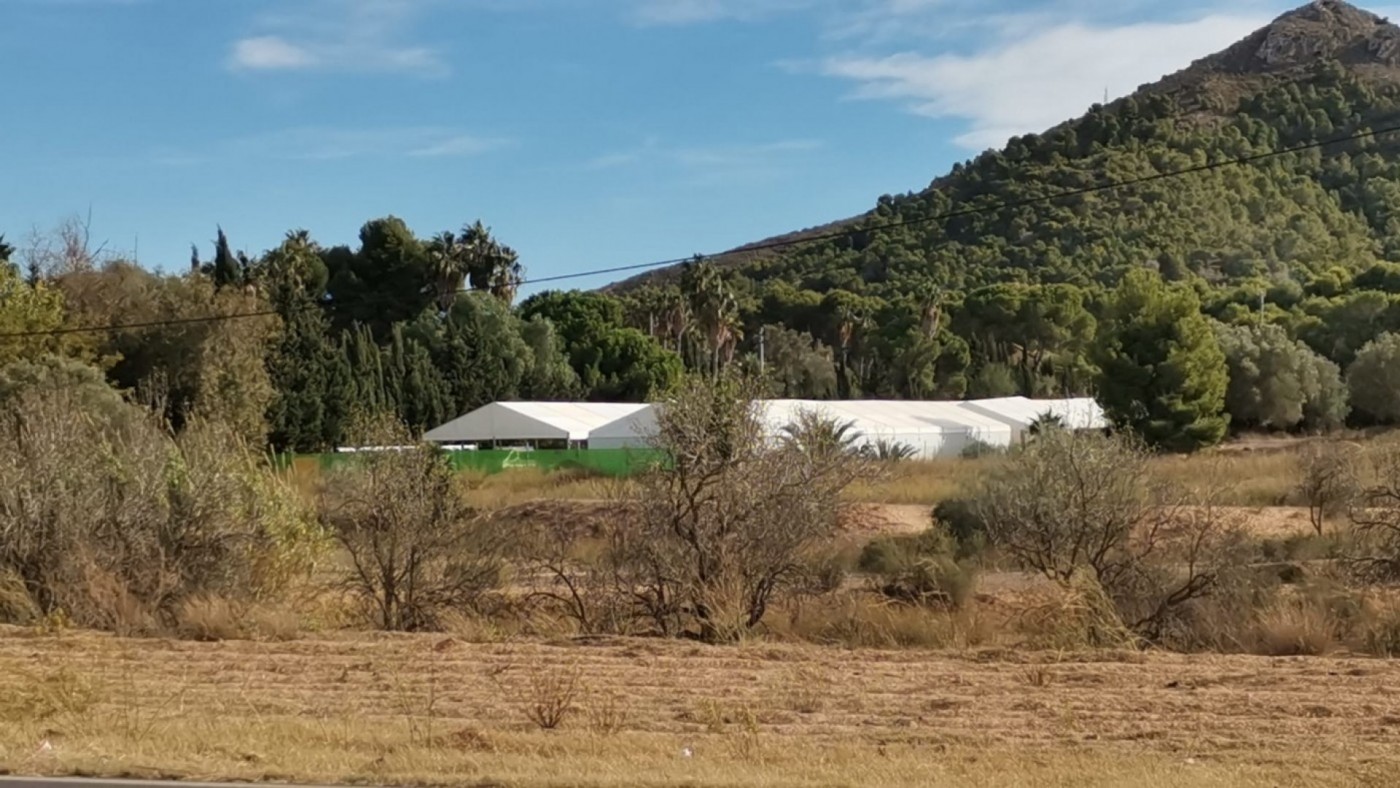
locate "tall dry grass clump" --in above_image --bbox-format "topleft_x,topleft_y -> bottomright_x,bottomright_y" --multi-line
0,362 -> 324,634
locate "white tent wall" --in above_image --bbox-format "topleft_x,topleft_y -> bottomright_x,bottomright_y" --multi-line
424,398 -> 1103,459
587,407 -> 660,450
424,402 -> 650,445
958,397 -> 1108,443
755,400 -> 1013,460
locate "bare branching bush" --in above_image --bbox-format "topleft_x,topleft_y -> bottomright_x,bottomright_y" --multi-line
971,429 -> 1246,642
584,688 -> 629,736
611,374 -> 873,642
318,419 -> 508,631
0,374 -> 321,633
1297,441 -> 1361,536
522,662 -> 582,730
516,515 -> 633,636
1347,439 -> 1400,582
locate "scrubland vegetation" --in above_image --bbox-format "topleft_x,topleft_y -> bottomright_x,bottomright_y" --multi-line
2,367 -> 1400,784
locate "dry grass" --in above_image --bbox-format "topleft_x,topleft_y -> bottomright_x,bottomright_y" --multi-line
0,631 -> 1394,786
293,440 -> 1305,512
464,467 -> 632,509
1150,450 -> 1298,507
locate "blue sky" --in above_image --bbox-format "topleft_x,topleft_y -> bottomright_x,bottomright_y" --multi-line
2,0 -> 1394,294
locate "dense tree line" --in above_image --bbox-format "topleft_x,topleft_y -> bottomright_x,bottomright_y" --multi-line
9,60 -> 1400,452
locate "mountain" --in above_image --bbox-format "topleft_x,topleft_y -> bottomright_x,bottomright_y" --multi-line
610,0 -> 1400,294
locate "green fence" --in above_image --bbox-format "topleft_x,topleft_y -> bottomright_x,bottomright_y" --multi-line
291,448 -> 669,478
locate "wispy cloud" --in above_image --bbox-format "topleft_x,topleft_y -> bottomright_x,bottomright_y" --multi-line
579,137 -> 822,185
228,0 -> 447,76
155,126 -> 511,165
809,12 -> 1266,150
629,0 -> 815,25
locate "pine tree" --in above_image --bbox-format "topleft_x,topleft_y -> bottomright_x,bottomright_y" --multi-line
212,226 -> 242,289
1096,269 -> 1229,452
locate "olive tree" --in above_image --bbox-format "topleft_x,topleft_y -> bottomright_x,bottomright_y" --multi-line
1297,441 -> 1362,536
1349,333 -> 1400,424
613,373 -> 869,642
970,428 -> 1245,641
1216,322 -> 1348,431
0,365 -> 320,632
318,420 -> 507,631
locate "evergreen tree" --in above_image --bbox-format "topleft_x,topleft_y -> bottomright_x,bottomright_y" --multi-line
212,226 -> 242,289
1096,269 -> 1229,452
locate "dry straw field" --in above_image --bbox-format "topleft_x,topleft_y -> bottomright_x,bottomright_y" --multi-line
2,630 -> 1398,788
5,385 -> 1398,787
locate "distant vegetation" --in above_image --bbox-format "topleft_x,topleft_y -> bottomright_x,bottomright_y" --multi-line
12,54 -> 1400,453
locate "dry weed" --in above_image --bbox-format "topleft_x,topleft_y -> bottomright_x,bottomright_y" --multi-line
176,595 -> 246,642
1021,666 -> 1053,688
1253,602 -> 1336,656
523,662 -> 582,730
781,667 -> 827,714
0,665 -> 100,722
583,688 -> 629,736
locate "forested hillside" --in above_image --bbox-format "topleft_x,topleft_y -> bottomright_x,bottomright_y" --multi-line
7,1 -> 1400,454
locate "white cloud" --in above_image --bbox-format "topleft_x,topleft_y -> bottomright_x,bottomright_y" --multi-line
407,134 -> 510,157
231,36 -> 318,70
153,127 -> 510,164
228,0 -> 446,76
815,13 -> 1268,149
630,0 -> 813,25
578,137 -> 822,185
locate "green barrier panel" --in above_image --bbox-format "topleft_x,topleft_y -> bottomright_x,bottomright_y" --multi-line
444,448 -> 669,476
294,448 -> 670,477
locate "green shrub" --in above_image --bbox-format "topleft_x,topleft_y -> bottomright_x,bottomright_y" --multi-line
0,372 -> 325,633
931,498 -> 986,557
857,528 -> 976,608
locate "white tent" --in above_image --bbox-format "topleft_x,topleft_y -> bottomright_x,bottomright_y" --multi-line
755,399 -> 1015,459
958,396 -> 1108,442
423,402 -> 651,445
588,407 -> 660,450
423,397 -> 1106,458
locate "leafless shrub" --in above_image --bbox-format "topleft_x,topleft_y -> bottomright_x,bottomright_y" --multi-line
971,429 -> 1246,643
1347,439 -> 1400,582
19,213 -> 104,280
523,662 -> 582,730
1297,441 -> 1362,536
0,377 -> 323,632
319,418 -> 508,631
584,688 -> 629,735
610,373 -> 874,642
515,515 -> 633,636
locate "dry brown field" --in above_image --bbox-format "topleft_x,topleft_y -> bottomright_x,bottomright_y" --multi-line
0,630 -> 1397,787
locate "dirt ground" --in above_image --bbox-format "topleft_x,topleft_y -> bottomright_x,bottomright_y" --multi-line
498,500 -> 1320,542
0,630 -> 1397,787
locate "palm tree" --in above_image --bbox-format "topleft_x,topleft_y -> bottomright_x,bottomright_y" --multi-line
1028,411 -> 1067,437
914,281 -> 944,339
781,410 -> 864,460
425,230 -> 467,313
682,258 -> 741,377
459,220 -> 524,305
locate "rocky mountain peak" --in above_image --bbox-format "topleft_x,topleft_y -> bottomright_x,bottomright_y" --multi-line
1197,0 -> 1400,76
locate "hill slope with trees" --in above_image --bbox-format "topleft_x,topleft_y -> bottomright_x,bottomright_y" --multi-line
8,2 -> 1400,453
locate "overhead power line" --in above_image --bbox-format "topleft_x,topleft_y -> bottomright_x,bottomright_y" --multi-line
3,112 -> 1396,341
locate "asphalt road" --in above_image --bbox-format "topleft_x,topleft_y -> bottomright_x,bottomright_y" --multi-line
0,779 -> 358,788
